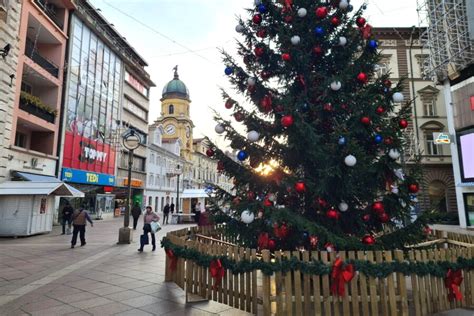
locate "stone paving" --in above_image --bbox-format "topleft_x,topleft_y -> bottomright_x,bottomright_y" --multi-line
0,216 -> 251,316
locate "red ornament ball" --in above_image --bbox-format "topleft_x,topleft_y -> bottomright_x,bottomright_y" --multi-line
256,29 -> 267,38
234,112 -> 244,122
267,239 -> 276,250
330,16 -> 341,26
281,115 -> 294,128
205,148 -> 214,157
313,46 -> 324,56
254,47 -> 265,57
225,99 -> 234,109
357,72 -> 368,84
356,17 -> 367,27
247,191 -> 255,200
261,70 -> 271,80
384,79 -> 392,87
399,119 -> 409,129
326,208 -> 340,220
362,234 -> 375,245
315,7 -> 328,19
362,214 -> 371,222
323,103 -> 333,112
372,201 -> 385,214
309,235 -> 318,248
232,196 -> 241,205
408,183 -> 419,193
263,198 -> 273,207
294,181 -> 306,193
376,106 -> 385,114
360,116 -> 371,125
282,53 -> 291,61
379,212 -> 390,223
253,14 -> 262,25
384,137 -> 393,145
317,197 -> 328,208
217,161 -> 224,171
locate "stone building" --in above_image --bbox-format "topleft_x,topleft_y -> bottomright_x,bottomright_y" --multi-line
374,27 -> 457,213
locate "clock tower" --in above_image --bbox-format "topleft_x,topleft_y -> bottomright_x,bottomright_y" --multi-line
153,66 -> 194,161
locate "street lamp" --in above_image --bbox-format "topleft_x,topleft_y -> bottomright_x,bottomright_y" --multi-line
176,164 -> 181,214
118,129 -> 141,244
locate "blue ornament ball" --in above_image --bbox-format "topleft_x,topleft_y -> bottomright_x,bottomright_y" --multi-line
303,231 -> 309,239
338,136 -> 347,145
384,87 -> 390,93
301,103 -> 310,113
348,5 -> 354,12
374,135 -> 383,144
368,40 -> 378,50
314,27 -> 325,37
224,66 -> 234,75
237,150 -> 248,161
257,4 -> 267,14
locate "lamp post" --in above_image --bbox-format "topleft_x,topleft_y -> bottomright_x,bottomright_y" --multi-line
118,129 -> 141,244
176,164 -> 181,213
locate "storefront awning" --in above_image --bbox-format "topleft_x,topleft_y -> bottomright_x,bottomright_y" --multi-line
10,171 -> 85,197
181,189 -> 210,198
0,181 -> 81,196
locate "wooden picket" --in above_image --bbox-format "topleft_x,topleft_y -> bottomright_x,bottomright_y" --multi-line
164,227 -> 474,315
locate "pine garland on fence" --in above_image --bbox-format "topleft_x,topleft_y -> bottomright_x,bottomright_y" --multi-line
162,237 -> 474,278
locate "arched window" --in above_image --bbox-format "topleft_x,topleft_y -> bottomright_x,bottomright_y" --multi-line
169,104 -> 174,114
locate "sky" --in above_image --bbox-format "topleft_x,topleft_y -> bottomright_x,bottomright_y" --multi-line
89,0 -> 420,145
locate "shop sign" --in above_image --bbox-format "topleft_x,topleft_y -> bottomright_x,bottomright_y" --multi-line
434,132 -> 451,145
62,168 -> 115,186
62,131 -> 116,175
123,178 -> 143,187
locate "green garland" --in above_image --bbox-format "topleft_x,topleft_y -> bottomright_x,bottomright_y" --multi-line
162,238 -> 474,278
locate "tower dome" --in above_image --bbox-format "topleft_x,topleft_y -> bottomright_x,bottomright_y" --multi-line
162,65 -> 190,100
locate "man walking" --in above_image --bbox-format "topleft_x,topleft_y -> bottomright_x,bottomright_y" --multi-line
170,202 -> 175,214
138,206 -> 160,252
162,202 -> 170,225
131,202 -> 142,230
71,207 -> 93,248
61,202 -> 74,235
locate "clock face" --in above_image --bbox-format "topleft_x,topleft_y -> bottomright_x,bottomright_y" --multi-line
165,124 -> 176,135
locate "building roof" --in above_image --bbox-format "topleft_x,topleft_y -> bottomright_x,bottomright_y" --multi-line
162,66 -> 190,100
0,182 -> 83,197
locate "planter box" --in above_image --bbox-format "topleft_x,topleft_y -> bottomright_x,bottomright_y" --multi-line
19,100 -> 55,124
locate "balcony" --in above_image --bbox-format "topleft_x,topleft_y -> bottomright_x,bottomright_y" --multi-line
19,91 -> 56,124
34,0 -> 63,29
25,39 -> 59,78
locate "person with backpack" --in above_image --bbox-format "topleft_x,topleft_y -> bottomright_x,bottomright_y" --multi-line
70,207 -> 93,248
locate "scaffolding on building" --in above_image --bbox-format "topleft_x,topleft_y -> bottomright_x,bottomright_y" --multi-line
417,0 -> 474,81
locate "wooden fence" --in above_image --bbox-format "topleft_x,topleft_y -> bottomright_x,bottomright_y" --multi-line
165,227 -> 474,315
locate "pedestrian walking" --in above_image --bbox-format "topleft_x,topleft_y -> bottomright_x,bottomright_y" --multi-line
71,207 -> 93,248
194,202 -> 202,224
170,202 -> 175,214
162,202 -> 170,225
61,202 -> 74,235
138,206 -> 160,252
131,202 -> 142,230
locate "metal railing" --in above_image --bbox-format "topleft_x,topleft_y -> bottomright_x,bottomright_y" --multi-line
34,0 -> 63,29
25,39 -> 59,78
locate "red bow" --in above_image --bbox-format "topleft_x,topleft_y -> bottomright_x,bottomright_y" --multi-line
258,232 -> 269,250
331,258 -> 355,296
360,24 -> 372,39
210,259 -> 225,289
165,249 -> 178,272
284,0 -> 293,11
445,269 -> 463,301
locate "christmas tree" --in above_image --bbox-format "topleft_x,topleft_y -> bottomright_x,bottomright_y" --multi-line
206,0 -> 430,251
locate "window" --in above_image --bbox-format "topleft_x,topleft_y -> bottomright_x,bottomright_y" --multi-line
423,100 -> 436,117
149,175 -> 154,185
169,104 -> 174,114
154,129 -> 162,146
148,196 -> 152,206
150,153 -> 155,164
14,132 -> 27,148
425,132 -> 443,156
124,97 -> 147,121
375,62 -> 388,77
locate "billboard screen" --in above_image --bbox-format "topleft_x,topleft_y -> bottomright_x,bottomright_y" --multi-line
458,128 -> 474,182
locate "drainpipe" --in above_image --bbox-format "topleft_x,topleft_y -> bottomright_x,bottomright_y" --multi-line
409,26 -> 421,152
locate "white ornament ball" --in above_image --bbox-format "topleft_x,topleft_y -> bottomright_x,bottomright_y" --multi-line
235,24 -> 244,33
267,193 -> 276,202
391,185 -> 399,194
291,35 -> 301,45
247,77 -> 256,86
330,81 -> 342,91
392,92 -> 404,103
215,124 -> 225,134
357,45 -> 363,51
388,149 -> 401,160
297,8 -> 307,17
344,155 -> 357,167
338,202 -> 349,212
241,210 -> 255,224
247,130 -> 260,142
339,36 -> 347,46
339,0 -> 349,10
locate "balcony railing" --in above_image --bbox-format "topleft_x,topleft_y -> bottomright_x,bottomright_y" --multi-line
25,39 -> 59,78
34,0 -> 63,29
19,92 -> 56,124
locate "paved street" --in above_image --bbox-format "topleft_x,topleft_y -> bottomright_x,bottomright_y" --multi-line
0,217 -> 251,316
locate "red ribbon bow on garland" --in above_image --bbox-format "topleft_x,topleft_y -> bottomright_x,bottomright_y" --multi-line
210,259 -> 225,289
283,0 -> 293,11
165,249 -> 178,272
445,269 -> 463,301
330,258 -> 355,296
360,24 -> 372,39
